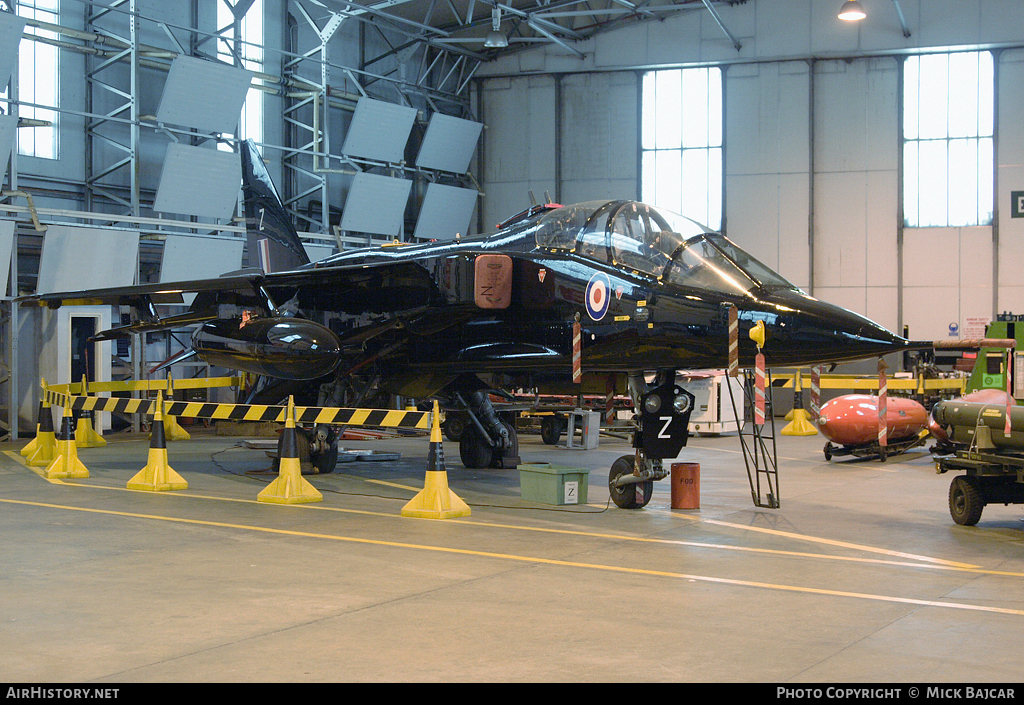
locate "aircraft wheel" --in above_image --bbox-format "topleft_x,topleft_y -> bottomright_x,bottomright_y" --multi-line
311,432 -> 339,474
489,420 -> 519,469
541,416 -> 562,445
823,442 -> 833,461
949,476 -> 984,526
609,455 -> 653,509
287,428 -> 338,474
443,415 -> 465,442
459,425 -> 493,469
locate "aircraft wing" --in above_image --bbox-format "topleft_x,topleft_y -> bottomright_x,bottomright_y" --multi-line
19,271 -> 263,308
16,259 -> 449,339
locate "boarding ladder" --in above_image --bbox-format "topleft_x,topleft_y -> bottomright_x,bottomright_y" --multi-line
726,368 -> 780,509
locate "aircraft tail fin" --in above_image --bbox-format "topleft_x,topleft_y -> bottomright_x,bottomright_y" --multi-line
240,139 -> 310,273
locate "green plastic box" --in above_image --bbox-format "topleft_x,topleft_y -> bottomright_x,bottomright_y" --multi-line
518,463 -> 590,505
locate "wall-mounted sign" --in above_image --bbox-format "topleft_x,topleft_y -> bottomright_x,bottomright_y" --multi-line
964,317 -> 989,339
1012,191 -> 1024,218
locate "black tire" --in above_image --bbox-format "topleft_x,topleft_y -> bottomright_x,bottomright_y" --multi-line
823,442 -> 833,461
459,425 -> 493,469
443,415 -> 465,442
311,433 -> 339,474
609,454 -> 653,509
541,416 -> 562,445
949,476 -> 984,526
489,420 -> 519,468
285,427 -> 338,474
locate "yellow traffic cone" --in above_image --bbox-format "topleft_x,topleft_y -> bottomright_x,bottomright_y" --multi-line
782,369 -> 818,436
257,397 -> 322,504
44,405 -> 89,479
127,393 -> 188,491
161,375 -> 190,441
25,395 -> 57,468
75,376 -> 107,448
22,397 -> 48,458
401,401 -> 471,519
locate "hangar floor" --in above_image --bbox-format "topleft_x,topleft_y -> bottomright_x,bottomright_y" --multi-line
1,424 -> 1022,683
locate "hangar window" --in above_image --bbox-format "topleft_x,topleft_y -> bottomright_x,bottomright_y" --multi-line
217,0 -> 263,146
17,0 -> 60,160
641,67 -> 722,231
904,51 -> 994,228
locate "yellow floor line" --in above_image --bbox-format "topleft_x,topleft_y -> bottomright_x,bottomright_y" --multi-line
0,449 -> 988,574
340,472 -> 606,507
34,480 -> 1014,573
2,496 -> 1022,617
338,474 -> 420,492
4,450 -> 58,482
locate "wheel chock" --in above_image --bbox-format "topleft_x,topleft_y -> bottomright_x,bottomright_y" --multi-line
401,401 -> 471,519
127,393 -> 188,492
257,397 -> 322,504
781,408 -> 818,436
44,405 -> 89,480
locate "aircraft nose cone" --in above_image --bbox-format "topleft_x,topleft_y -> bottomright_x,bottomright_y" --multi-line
760,290 -> 922,366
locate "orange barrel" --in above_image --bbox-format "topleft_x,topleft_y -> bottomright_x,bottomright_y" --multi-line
671,462 -> 700,509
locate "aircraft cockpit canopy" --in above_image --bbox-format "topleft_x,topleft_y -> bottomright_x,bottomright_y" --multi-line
535,200 -> 798,295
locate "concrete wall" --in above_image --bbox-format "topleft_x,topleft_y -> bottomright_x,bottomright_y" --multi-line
812,57 -> 900,336
474,0 -> 1024,345
479,75 -> 557,230
723,60 -> 810,290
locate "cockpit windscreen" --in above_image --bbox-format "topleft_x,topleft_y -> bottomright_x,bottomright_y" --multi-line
535,201 -> 798,295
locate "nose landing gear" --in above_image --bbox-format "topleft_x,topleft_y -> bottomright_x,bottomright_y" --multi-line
608,377 -> 695,509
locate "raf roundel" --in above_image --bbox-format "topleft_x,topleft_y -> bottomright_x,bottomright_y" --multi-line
586,272 -> 612,321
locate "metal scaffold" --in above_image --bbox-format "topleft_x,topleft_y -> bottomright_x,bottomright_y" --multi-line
0,0 -> 485,439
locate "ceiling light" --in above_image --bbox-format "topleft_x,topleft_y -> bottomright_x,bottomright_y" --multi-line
838,0 -> 866,21
484,7 -> 508,48
484,30 -> 508,48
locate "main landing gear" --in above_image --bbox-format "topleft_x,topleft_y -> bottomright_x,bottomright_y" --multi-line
273,424 -> 339,475
607,373 -> 696,509
451,385 -> 521,470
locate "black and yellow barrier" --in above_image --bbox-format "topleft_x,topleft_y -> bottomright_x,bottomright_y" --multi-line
41,388 -> 431,431
23,377 -> 465,516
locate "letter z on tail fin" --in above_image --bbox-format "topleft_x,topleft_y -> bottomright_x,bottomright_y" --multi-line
240,139 -> 310,273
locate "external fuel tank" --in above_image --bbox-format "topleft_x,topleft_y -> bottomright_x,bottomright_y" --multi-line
191,317 -> 341,380
817,394 -> 928,447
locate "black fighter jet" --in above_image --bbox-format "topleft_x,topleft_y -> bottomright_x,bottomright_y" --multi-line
21,140 -> 924,508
